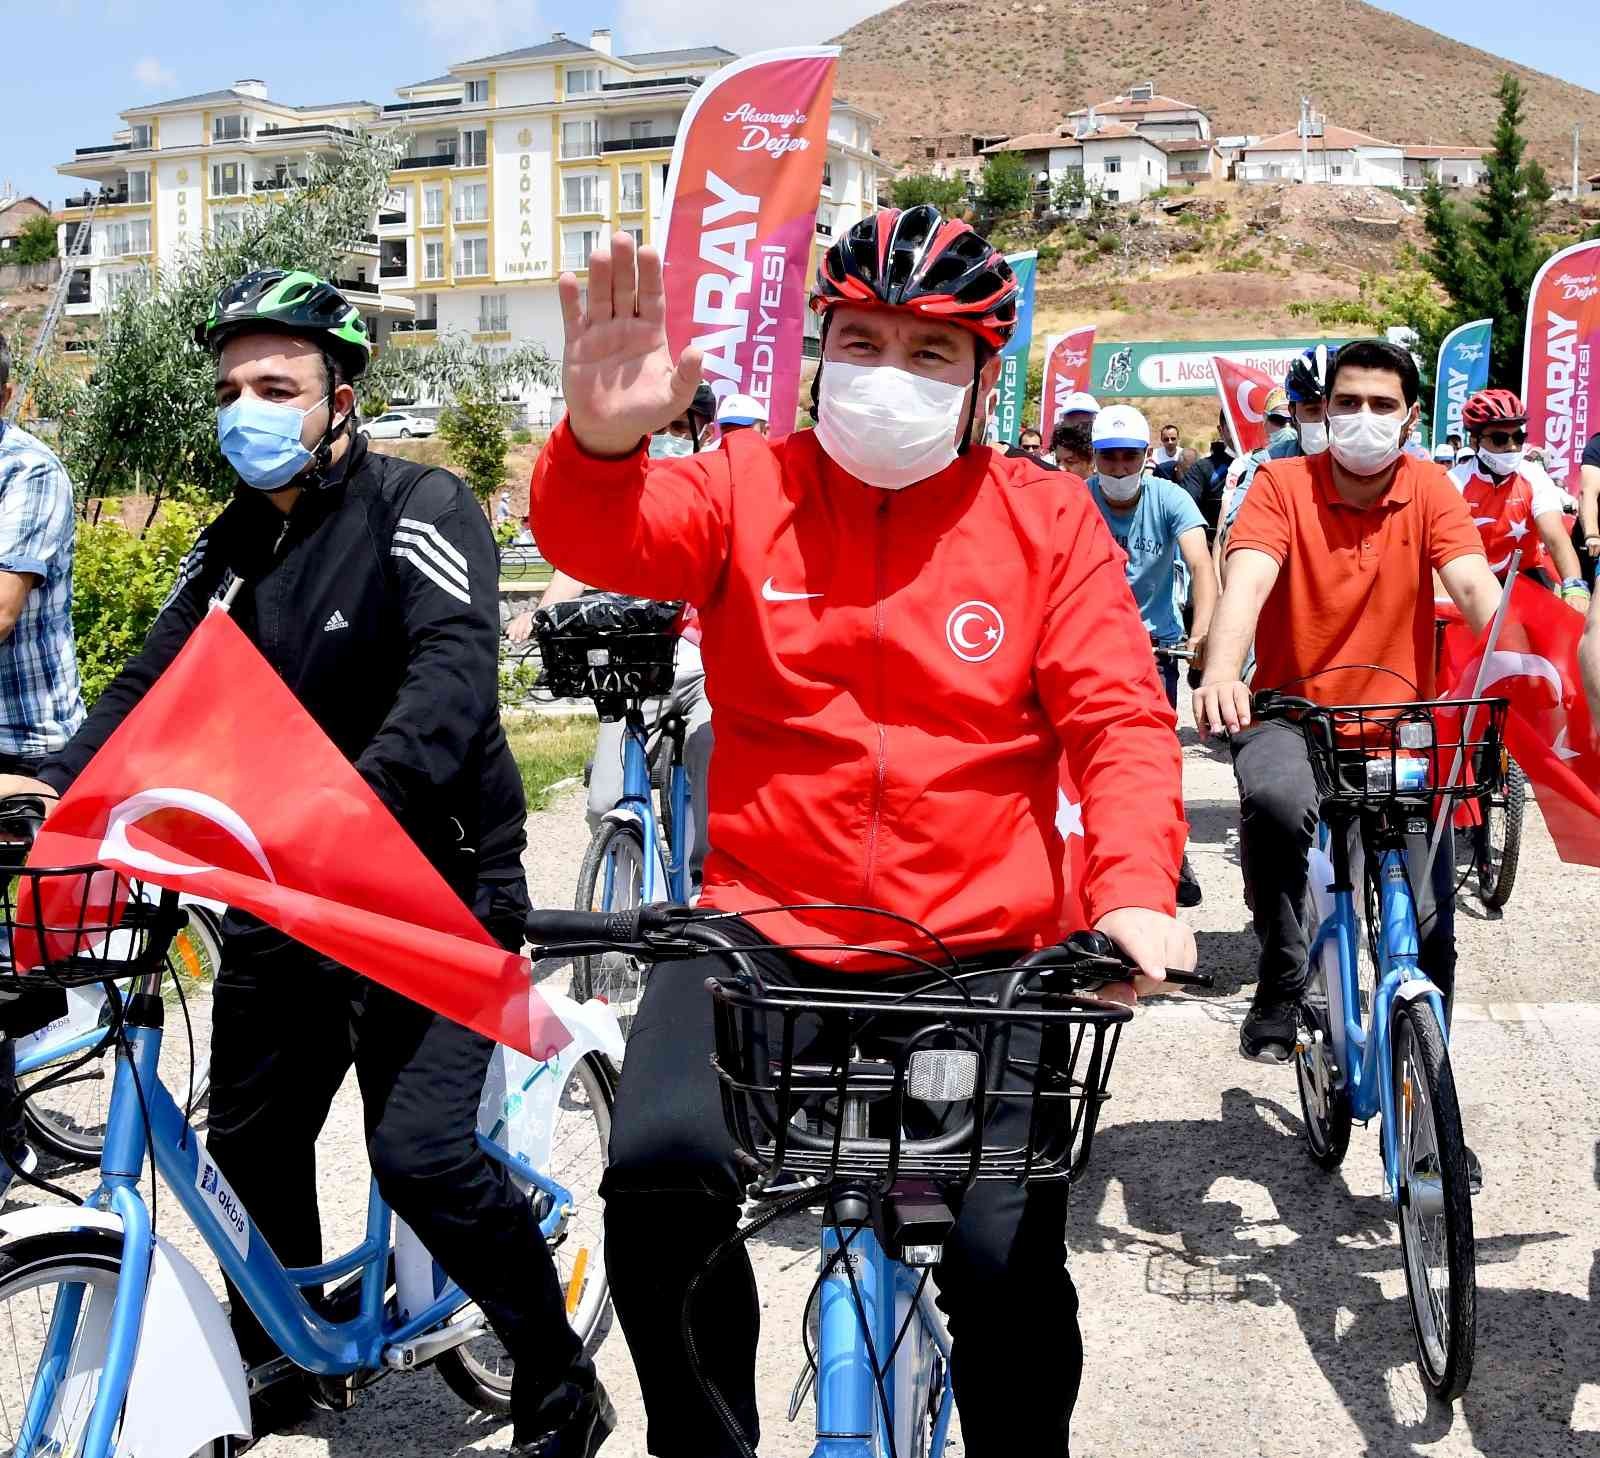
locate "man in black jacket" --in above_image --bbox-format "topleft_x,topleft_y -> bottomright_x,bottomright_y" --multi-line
1181,414 -> 1235,535
0,271 -> 610,1456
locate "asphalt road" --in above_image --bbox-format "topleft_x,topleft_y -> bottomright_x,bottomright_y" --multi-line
9,705 -> 1600,1458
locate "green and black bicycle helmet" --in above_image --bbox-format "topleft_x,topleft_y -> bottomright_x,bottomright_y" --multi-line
196,268 -> 371,380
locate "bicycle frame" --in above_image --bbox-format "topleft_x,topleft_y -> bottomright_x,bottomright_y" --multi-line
609,707 -> 689,906
22,1008 -> 580,1458
1306,813 -> 1452,1204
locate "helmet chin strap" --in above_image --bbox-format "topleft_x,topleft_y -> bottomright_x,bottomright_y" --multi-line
956,355 -> 987,456
307,353 -> 353,483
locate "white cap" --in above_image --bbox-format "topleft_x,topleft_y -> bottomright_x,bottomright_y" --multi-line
1091,403 -> 1151,451
1060,391 -> 1100,418
1432,443 -> 1455,462
716,392 -> 768,426
1455,446 -> 1477,464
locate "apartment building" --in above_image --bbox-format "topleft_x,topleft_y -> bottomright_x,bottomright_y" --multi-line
56,31 -> 889,421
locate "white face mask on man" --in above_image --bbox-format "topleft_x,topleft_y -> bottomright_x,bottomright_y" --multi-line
1328,408 -> 1410,477
1097,470 -> 1143,503
1297,419 -> 1330,455
814,361 -> 970,490
1477,447 -> 1522,478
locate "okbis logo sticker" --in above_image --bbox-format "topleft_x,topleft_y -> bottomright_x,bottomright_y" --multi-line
195,1146 -> 250,1259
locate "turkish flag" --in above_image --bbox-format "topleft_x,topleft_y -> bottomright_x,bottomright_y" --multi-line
1443,577 -> 1600,866
19,609 -> 618,1061
1211,356 -> 1278,456
1056,763 -> 1088,934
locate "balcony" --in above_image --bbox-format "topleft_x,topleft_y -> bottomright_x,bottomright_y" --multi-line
601,135 -> 676,153
601,75 -> 703,93
389,319 -> 438,334
396,153 -> 457,170
74,142 -> 132,156
64,186 -> 135,209
378,209 -> 407,226
252,175 -> 309,192
256,124 -> 355,141
382,97 -> 463,114
332,275 -> 380,299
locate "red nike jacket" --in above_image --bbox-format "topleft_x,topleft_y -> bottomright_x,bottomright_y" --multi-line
530,421 -> 1184,967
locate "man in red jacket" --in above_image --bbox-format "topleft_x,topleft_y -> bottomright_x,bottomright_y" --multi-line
531,207 -> 1192,1456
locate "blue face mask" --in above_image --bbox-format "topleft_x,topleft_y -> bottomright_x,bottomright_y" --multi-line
217,395 -> 330,491
648,432 -> 694,459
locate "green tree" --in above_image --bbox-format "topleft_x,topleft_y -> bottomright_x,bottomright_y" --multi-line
359,328 -> 554,421
1419,73 -> 1555,388
436,390 -> 515,502
979,151 -> 1034,215
10,214 -> 58,265
890,173 -> 968,212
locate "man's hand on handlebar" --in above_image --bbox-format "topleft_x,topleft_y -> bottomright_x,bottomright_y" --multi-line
1093,907 -> 1198,1003
1193,679 -> 1252,739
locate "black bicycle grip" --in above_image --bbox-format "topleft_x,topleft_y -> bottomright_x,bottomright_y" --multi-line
524,905 -> 680,946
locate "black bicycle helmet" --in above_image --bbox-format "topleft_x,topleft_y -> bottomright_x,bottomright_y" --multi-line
197,268 -> 371,380
1284,344 -> 1332,406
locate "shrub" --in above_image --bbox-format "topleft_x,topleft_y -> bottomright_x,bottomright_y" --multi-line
510,428 -> 533,445
436,392 -> 515,502
10,214 -> 58,265
890,173 -> 968,212
1096,234 -> 1118,255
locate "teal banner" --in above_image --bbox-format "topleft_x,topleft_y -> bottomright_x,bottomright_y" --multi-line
995,251 -> 1038,443
1433,319 -> 1492,449
1089,337 -> 1350,397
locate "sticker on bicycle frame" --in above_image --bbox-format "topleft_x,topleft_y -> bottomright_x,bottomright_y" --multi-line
195,1145 -> 250,1259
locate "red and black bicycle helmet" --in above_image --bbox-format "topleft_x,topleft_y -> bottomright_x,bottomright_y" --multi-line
1461,388 -> 1526,431
810,205 -> 1019,353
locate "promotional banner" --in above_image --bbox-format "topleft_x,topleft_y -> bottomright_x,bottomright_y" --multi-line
1092,337 -> 1351,397
1211,355 -> 1279,456
1433,318 -> 1492,448
658,47 -> 839,442
1041,326 -> 1097,430
994,250 -> 1038,444
1523,239 -> 1600,486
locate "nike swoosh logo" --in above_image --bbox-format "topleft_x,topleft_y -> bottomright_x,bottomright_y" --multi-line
761,577 -> 822,602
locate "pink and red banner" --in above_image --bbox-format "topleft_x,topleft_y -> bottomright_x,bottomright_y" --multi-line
1211,354 -> 1278,456
659,47 -> 839,442
1041,326 -> 1096,428
1523,239 -> 1600,488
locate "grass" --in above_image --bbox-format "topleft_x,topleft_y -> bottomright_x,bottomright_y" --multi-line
506,714 -> 599,811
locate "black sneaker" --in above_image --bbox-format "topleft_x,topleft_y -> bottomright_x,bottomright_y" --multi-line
1177,854 -> 1203,908
1239,995 -> 1300,1063
513,1359 -> 616,1457
1465,1146 -> 1484,1196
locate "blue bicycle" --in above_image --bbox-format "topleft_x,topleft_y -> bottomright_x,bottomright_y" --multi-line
527,904 -> 1161,1458
1254,689 -> 1507,1403
0,871 -> 615,1457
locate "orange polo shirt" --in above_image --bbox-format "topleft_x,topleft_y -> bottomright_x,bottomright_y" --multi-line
1227,453 -> 1484,703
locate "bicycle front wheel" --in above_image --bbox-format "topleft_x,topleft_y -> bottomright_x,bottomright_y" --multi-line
20,906 -> 221,1162
1391,998 -> 1476,1401
1476,757 -> 1525,910
571,818 -> 650,1040
1294,956 -> 1351,1171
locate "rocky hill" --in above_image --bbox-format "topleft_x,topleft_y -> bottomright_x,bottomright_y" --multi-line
835,0 -> 1600,172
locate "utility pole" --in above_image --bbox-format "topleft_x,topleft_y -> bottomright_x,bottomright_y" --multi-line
1300,96 -> 1310,183
1573,124 -> 1581,199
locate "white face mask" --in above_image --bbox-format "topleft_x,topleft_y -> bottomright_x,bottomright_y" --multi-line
1297,419 -> 1330,455
814,361 -> 969,490
1098,470 -> 1143,503
648,432 -> 694,459
1477,447 -> 1522,478
1328,409 -> 1408,477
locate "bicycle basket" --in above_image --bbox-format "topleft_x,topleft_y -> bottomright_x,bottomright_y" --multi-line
534,592 -> 682,710
1297,698 -> 1509,810
708,973 -> 1130,1189
0,866 -> 175,988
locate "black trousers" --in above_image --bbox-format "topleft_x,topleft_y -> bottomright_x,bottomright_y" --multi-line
206,876 -> 582,1395
600,922 -> 1080,1457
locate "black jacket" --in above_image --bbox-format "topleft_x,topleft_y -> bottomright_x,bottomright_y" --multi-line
41,435 -> 525,888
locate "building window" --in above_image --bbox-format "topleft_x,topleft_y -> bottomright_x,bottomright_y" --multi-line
130,124 -> 152,150
422,240 -> 445,280
380,239 -> 408,278
561,226 -> 601,271
127,170 -> 150,204
423,185 -> 444,226
1179,159 -> 1199,174
561,120 -> 597,159
478,293 -> 508,332
212,209 -> 247,239
380,188 -> 408,224
1104,155 -> 1122,174
1146,160 -> 1153,175
210,162 -> 243,196
623,224 -> 644,248
459,128 -> 487,167
465,78 -> 488,104
619,168 -> 644,212
1331,163 -> 1344,177
67,269 -> 91,305
816,204 -> 835,239
562,173 -> 602,216
821,160 -> 834,189
105,268 -> 146,304
213,114 -> 249,142
566,67 -> 599,96
455,235 -> 488,277
1105,188 -> 1120,202
106,219 -> 151,256
628,118 -> 658,141
454,182 -> 488,222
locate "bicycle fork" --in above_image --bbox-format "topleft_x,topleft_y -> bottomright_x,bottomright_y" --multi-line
815,1200 -> 886,1458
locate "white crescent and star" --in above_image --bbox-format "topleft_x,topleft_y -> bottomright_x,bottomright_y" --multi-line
98,787 -> 277,883
946,601 -> 1005,663
1236,380 -> 1264,424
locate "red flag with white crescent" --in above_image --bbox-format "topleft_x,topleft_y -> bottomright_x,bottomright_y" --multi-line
1211,355 -> 1277,456
18,610 -> 616,1061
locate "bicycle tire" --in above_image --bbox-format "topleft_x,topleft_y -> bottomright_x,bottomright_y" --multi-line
1294,960 -> 1352,1171
20,905 -> 221,1163
1391,998 -> 1476,1402
650,733 -> 675,862
0,1229 -> 233,1456
571,818 -> 650,1045
1476,758 -> 1525,910
435,1053 -> 614,1414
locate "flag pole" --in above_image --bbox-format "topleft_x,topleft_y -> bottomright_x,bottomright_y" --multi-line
1422,550 -> 1521,885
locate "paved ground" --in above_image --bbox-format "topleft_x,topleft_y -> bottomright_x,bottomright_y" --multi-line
8,702 -> 1600,1457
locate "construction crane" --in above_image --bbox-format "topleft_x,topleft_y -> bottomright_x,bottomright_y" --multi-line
4,194 -> 99,426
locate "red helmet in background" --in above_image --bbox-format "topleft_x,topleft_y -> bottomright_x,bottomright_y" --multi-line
810,205 -> 1019,353
1461,388 -> 1527,431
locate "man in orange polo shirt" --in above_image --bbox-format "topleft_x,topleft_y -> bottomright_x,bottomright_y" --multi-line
1194,339 -> 1503,1062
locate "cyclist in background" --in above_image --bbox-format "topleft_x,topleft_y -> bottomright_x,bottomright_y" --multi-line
1450,389 -> 1589,607
1195,338 -> 1502,1066
1181,416 -> 1235,532
715,391 -> 768,439
531,209 -> 1193,1456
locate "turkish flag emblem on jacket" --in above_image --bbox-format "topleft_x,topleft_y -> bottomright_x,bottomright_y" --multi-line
18,609 -> 616,1060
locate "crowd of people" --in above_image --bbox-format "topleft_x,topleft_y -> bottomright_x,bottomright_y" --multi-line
1,196 -> 1600,1456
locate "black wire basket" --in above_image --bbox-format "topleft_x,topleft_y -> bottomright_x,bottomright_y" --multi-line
1292,698 -> 1509,811
0,865 -> 175,989
708,971 -> 1131,1189
534,592 -> 682,713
